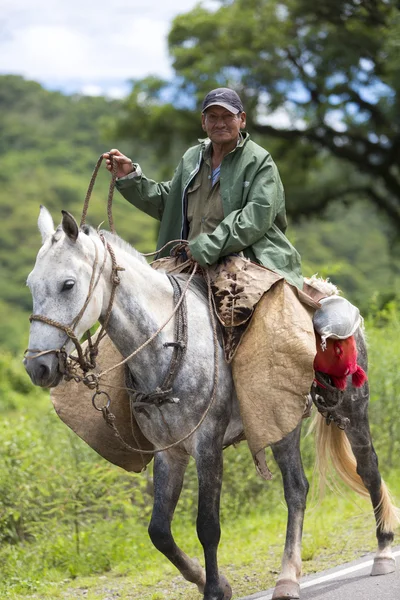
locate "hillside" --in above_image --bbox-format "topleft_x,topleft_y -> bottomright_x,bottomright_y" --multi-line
0,76 -> 158,352
1,75 -> 400,353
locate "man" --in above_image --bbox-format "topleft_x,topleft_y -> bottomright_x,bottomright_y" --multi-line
104,88 -> 316,476
103,87 -> 303,289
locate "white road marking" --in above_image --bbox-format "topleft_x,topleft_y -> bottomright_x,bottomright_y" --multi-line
252,549 -> 400,600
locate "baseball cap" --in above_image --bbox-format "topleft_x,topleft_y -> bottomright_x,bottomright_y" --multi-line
202,88 -> 244,114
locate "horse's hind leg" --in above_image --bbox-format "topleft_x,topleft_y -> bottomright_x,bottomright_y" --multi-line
316,372 -> 398,576
270,423 -> 308,600
148,449 -> 206,592
342,394 -> 397,576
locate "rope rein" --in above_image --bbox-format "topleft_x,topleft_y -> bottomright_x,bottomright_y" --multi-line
80,154 -> 117,234
97,262 -> 198,378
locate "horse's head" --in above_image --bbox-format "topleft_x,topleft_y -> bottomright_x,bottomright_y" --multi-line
24,207 -> 104,387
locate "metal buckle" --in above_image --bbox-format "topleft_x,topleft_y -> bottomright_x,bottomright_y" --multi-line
92,390 -> 111,411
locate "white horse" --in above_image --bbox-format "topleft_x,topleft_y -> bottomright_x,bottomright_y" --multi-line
24,207 -> 398,600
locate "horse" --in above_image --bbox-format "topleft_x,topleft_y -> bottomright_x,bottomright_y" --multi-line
24,207 -> 398,600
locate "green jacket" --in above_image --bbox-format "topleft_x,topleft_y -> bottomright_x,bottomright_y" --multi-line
116,132 -> 303,289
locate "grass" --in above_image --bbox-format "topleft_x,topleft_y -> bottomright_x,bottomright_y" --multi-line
5,469 -> 398,600
1,307 -> 400,599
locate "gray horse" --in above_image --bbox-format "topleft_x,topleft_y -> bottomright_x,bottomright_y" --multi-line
24,207 -> 398,600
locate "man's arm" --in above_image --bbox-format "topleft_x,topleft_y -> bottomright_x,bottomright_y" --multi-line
116,166 -> 173,221
103,149 -> 175,221
189,157 -> 285,266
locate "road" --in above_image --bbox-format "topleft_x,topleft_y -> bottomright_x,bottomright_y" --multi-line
237,546 -> 400,600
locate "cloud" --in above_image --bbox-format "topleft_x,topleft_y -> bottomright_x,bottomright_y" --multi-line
0,0 -> 212,96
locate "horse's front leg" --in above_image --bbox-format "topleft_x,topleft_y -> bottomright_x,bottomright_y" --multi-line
195,438 -> 232,600
271,423 -> 308,600
148,449 -> 207,592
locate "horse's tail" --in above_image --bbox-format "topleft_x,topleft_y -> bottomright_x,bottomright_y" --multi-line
312,412 -> 399,533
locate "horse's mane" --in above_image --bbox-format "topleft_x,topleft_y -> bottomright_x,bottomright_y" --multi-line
95,229 -> 208,302
97,229 -> 148,265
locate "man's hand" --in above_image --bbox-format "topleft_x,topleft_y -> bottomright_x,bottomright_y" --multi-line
103,149 -> 135,179
186,247 -> 193,260
170,243 -> 194,263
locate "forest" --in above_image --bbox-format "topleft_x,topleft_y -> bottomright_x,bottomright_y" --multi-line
1,0 -> 400,598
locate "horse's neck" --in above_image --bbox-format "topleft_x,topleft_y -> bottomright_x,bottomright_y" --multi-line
100,243 -> 174,388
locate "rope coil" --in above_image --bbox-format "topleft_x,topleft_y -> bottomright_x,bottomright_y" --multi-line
80,154 -> 117,233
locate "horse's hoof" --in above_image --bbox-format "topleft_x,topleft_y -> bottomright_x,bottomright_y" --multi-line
201,574 -> 232,600
371,556 -> 396,576
272,578 -> 300,599
219,573 -> 232,600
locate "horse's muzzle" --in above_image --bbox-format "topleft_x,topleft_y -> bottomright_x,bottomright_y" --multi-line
24,352 -> 63,388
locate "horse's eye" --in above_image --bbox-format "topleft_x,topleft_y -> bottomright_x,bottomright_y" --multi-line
62,279 -> 75,291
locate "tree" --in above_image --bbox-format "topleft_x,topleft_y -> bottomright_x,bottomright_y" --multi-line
114,0 -> 400,225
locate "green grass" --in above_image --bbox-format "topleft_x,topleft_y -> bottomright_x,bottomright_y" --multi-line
1,306 -> 400,599
2,463 -> 398,600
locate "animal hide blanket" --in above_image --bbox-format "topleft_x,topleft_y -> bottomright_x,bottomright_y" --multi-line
50,333 -> 154,472
231,277 -> 318,477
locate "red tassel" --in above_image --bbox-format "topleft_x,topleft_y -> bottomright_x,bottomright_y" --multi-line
331,375 -> 348,390
352,365 -> 367,388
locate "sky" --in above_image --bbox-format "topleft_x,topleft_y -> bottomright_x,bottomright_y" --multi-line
1,0 -> 217,98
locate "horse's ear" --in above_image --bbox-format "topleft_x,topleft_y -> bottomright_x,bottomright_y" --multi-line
61,210 -> 79,242
38,205 -> 55,243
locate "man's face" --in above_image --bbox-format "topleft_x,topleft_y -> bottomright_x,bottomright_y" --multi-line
202,105 -> 246,145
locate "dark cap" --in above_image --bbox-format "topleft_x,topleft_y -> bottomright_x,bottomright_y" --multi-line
202,87 -> 244,114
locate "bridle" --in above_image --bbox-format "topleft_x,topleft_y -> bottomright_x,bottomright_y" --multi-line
25,232 -> 125,380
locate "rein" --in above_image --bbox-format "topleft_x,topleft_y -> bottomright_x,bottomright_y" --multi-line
81,154 -> 117,233
26,153 -> 121,373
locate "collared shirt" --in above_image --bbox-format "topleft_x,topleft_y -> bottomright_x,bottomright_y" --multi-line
186,140 -> 225,241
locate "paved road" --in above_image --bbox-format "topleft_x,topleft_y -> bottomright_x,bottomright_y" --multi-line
238,546 -> 400,600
